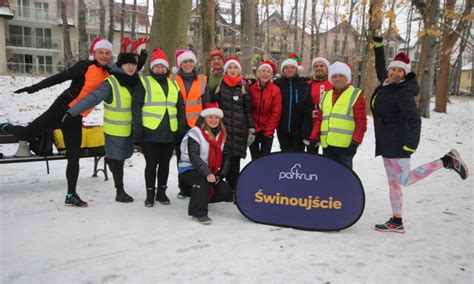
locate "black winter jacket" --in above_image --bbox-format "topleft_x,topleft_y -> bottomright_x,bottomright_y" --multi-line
273,76 -> 311,137
212,81 -> 254,158
370,45 -> 421,158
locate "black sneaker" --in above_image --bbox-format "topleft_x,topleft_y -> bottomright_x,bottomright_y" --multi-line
115,188 -> 133,203
156,186 -> 170,205
144,188 -> 155,207
374,218 -> 405,233
65,193 -> 88,208
177,191 -> 187,199
443,149 -> 469,180
193,215 -> 212,225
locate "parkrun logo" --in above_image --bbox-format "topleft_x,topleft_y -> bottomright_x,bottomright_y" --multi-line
278,163 -> 318,181
255,190 -> 342,211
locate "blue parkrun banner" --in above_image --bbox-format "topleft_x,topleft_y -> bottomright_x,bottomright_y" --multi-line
235,152 -> 365,231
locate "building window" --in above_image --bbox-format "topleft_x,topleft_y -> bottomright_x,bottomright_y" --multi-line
9,25 -> 32,47
37,55 -> 53,73
87,9 -> 100,27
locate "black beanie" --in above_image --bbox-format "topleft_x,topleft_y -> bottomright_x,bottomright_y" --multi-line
117,53 -> 137,67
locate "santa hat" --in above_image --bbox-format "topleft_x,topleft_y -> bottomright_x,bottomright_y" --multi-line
328,61 -> 352,85
223,56 -> 242,72
257,60 -> 278,74
209,49 -> 225,61
172,49 -> 197,74
388,52 -> 411,74
89,38 -> 113,60
280,52 -> 304,74
311,57 -> 330,70
201,103 -> 224,118
149,48 -> 169,70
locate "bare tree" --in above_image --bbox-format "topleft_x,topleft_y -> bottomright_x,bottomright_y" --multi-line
341,0 -> 357,62
107,0 -> 114,42
299,0 -> 308,56
60,0 -> 73,68
201,0 -> 217,74
241,0 -> 257,76
434,0 -> 472,112
120,0 -> 126,43
131,0 -> 138,40
231,0 -> 237,54
384,0 -> 396,63
77,0 -> 88,59
293,0 -> 299,52
99,0 -> 106,38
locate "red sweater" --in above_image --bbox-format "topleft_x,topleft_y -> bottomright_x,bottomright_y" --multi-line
250,81 -> 282,137
309,85 -> 367,145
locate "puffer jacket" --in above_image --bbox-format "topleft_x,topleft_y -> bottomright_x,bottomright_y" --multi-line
249,80 -> 282,137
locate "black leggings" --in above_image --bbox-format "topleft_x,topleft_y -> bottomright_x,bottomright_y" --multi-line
6,98 -> 82,194
141,142 -> 175,189
226,157 -> 241,190
249,133 -> 273,161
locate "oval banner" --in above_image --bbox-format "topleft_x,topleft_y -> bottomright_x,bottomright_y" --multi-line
235,152 -> 365,231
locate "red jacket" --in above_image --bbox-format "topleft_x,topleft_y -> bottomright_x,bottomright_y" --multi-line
309,85 -> 367,145
308,79 -> 333,123
250,81 -> 282,137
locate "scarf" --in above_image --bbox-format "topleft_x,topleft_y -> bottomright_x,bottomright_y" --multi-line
312,74 -> 327,82
200,127 -> 225,198
223,74 -> 242,87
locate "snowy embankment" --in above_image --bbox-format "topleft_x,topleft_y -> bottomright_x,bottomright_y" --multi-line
0,75 -> 472,283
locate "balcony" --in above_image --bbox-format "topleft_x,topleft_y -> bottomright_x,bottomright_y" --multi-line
9,5 -> 57,23
6,34 -> 61,51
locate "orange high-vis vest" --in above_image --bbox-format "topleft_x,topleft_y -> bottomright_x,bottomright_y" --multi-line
172,73 -> 207,127
68,64 -> 109,117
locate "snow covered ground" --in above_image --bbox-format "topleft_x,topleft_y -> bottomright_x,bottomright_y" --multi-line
0,75 -> 473,283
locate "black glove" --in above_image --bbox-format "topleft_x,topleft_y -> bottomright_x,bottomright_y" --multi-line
373,36 -> 383,44
346,141 -> 359,156
60,112 -> 73,126
307,141 -> 320,154
14,86 -> 37,94
137,49 -> 148,72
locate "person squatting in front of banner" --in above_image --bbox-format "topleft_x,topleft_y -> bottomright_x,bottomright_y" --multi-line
0,38 -> 114,208
63,38 -> 147,203
178,103 -> 233,225
132,48 -> 186,207
370,36 -> 469,233
308,61 -> 367,169
249,60 -> 282,160
212,57 -> 255,192
171,50 -> 211,199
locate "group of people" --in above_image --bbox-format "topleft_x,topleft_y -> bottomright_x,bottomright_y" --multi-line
0,36 -> 469,230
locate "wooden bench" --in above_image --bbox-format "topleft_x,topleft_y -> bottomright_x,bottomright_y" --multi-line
0,134 -> 108,180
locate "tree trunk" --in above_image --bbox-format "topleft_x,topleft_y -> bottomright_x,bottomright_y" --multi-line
293,0 -> 299,52
77,0 -> 88,59
241,0 -> 256,77
107,0 -> 114,42
201,0 -> 216,74
341,0 -> 356,63
231,0 -> 236,54
120,0 -> 125,43
148,0 -> 192,67
362,0 -> 384,115
60,0 -> 73,68
354,0 -> 367,87
310,0 -> 316,60
131,0 -> 137,40
279,0 -> 286,61
434,0 -> 472,112
299,0 -> 308,57
99,0 -> 106,38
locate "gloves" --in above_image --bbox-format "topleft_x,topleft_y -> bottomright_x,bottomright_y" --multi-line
346,141 -> 359,156
373,36 -> 384,48
14,86 -> 37,94
247,128 -> 256,146
137,49 -> 148,72
308,141 -> 319,154
60,112 -> 73,126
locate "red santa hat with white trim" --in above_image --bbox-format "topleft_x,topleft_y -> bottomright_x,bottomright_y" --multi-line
223,56 -> 242,72
172,49 -> 197,74
388,52 -> 411,74
311,57 -> 330,70
201,102 -> 224,118
258,60 -> 278,74
89,37 -> 113,60
281,52 -> 304,74
149,48 -> 169,70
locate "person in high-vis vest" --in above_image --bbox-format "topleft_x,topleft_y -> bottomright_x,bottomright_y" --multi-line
302,57 -> 333,154
308,62 -> 367,169
63,39 -> 147,204
132,48 -> 186,207
178,104 -> 233,225
0,38 -> 115,208
170,49 -> 211,199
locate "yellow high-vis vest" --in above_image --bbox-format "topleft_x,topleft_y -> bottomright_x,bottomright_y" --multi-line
320,86 -> 362,148
103,75 -> 132,137
140,76 -> 179,131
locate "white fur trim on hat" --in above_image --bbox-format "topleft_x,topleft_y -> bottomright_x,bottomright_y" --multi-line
328,61 -> 352,85
224,59 -> 242,72
280,58 -> 298,73
93,39 -> 113,52
201,108 -> 224,118
312,57 -> 330,70
150,59 -> 169,69
388,60 -> 411,74
177,52 -> 197,67
258,63 -> 273,73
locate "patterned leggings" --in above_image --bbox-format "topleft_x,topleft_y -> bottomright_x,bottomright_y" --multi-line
383,158 -> 444,217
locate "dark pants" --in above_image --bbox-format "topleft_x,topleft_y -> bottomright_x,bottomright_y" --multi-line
249,132 -> 273,161
179,170 -> 233,217
322,146 -> 354,169
141,142 -> 175,189
6,98 -> 82,194
226,157 -> 241,190
105,158 -> 124,189
277,132 -> 305,152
